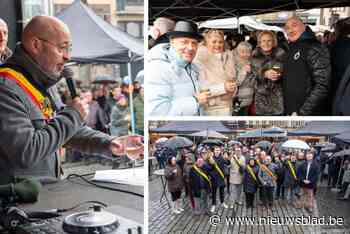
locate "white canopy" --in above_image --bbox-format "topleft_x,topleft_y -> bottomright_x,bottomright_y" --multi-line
199,16 -> 283,32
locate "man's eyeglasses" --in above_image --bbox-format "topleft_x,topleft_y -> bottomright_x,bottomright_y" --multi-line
37,37 -> 72,54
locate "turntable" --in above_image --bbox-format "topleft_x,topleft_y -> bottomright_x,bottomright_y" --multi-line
63,205 -> 120,234
14,205 -> 143,234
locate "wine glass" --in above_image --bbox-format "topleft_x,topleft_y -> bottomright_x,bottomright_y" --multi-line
272,62 -> 283,74
125,135 -> 144,176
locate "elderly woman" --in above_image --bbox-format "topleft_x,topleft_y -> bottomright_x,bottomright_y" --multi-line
251,30 -> 286,115
232,42 -> 256,115
194,29 -> 237,116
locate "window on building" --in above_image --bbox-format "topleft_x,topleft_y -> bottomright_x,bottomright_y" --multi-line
118,21 -> 143,38
116,0 -> 125,11
117,0 -> 143,11
126,0 -> 143,5
22,0 -> 53,24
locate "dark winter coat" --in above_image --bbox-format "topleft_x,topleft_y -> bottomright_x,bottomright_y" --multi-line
251,47 -> 286,115
296,161 -> 320,189
333,63 -> 350,115
330,36 -> 350,98
152,34 -> 170,47
275,161 -> 285,184
283,30 -> 331,115
189,164 -> 211,197
207,155 -> 228,188
243,165 -> 259,193
283,160 -> 298,187
164,164 -> 184,192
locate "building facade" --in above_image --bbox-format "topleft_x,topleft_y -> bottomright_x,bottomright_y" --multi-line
320,7 -> 350,27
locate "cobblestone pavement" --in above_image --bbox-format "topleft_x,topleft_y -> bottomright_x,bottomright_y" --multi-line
149,176 -> 349,234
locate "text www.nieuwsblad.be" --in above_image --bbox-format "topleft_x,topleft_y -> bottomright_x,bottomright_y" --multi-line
209,215 -> 344,227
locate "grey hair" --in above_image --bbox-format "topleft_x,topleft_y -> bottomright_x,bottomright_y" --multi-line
236,41 -> 253,51
0,18 -> 7,28
153,17 -> 175,35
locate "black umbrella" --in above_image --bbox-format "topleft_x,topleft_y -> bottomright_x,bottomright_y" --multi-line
92,76 -> 118,85
164,136 -> 193,150
201,139 -> 224,146
321,143 -> 337,152
333,149 -> 350,157
255,141 -> 272,150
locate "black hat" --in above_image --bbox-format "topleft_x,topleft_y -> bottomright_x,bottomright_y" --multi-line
167,21 -> 203,41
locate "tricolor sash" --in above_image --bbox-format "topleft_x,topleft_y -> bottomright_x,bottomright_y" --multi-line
0,68 -> 53,119
260,164 -> 277,181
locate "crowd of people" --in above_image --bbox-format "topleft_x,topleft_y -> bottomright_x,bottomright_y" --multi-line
58,80 -> 144,163
148,16 -> 350,116
152,139 -> 350,216
59,80 -> 144,137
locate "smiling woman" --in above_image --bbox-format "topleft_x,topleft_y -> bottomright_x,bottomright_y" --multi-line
251,30 -> 285,116
194,29 -> 237,116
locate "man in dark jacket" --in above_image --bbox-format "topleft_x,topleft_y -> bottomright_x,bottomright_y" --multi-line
190,156 -> 211,215
330,17 -> 350,98
283,154 -> 298,206
0,16 -> 142,185
296,152 -> 320,213
208,146 -> 229,212
243,157 -> 259,208
283,17 -> 331,116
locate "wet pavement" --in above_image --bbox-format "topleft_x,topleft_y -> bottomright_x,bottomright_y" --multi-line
149,173 -> 350,234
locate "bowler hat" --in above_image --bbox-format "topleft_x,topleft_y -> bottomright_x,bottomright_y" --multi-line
167,21 -> 203,41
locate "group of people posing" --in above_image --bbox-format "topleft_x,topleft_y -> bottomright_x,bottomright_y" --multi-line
162,143 -> 320,215
148,16 -> 350,116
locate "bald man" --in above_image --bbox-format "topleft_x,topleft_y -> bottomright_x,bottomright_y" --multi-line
0,18 -> 12,63
0,16 -> 142,185
149,17 -> 175,48
282,17 -> 331,116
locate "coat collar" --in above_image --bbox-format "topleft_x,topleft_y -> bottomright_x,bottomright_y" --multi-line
5,44 -> 63,89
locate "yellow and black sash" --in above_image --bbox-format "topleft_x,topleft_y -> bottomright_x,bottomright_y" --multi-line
232,155 -> 243,169
0,67 -> 53,119
213,162 -> 225,180
256,159 -> 262,167
260,164 -> 277,181
193,165 -> 212,188
246,165 -> 258,184
287,160 -> 297,180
